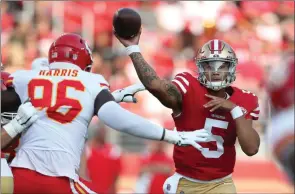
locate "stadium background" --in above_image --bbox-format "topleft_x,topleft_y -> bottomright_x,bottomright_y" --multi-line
1,1 -> 294,193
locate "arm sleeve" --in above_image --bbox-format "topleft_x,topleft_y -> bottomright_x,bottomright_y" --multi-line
97,101 -> 164,140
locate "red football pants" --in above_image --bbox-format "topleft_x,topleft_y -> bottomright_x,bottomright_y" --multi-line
12,167 -> 97,194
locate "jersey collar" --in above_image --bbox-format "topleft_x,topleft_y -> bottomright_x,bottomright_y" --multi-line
49,62 -> 81,70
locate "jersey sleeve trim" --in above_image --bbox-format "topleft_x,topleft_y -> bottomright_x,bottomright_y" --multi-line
172,80 -> 187,94
172,74 -> 190,95
249,106 -> 260,120
175,75 -> 189,85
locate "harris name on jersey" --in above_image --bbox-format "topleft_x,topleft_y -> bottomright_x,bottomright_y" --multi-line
39,69 -> 78,77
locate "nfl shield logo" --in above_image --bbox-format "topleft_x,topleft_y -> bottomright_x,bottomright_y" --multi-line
166,184 -> 171,191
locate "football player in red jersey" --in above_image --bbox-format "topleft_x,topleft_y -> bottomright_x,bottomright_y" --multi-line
115,30 -> 261,193
266,54 -> 294,184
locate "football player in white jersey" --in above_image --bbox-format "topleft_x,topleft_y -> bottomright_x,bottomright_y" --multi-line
1,33 -> 209,193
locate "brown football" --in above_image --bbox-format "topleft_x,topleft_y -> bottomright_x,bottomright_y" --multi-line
113,8 -> 141,39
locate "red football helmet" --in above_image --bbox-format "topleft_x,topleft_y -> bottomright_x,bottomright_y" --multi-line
48,33 -> 93,71
1,71 -> 17,125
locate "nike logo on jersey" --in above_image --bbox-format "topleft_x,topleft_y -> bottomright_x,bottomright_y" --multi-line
211,114 -> 225,120
240,106 -> 248,114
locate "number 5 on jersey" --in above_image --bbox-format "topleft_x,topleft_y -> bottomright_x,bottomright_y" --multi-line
201,118 -> 229,158
28,79 -> 85,124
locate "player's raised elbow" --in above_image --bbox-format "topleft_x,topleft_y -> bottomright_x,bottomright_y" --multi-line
243,147 -> 259,156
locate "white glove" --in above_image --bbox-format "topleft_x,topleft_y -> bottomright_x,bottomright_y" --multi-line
3,100 -> 39,138
112,83 -> 145,103
163,128 -> 210,151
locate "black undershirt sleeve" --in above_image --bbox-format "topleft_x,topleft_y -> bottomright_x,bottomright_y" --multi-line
93,89 -> 115,115
1,87 -> 21,113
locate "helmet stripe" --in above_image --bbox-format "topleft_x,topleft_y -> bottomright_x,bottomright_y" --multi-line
210,40 -> 215,54
218,40 -> 222,54
214,39 -> 219,54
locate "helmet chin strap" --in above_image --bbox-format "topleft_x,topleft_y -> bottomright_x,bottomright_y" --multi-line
206,71 -> 228,91
208,81 -> 226,91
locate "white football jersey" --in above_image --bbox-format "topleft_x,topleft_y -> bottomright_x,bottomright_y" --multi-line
9,62 -> 109,180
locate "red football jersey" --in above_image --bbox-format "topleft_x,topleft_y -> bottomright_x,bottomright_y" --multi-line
171,72 -> 260,181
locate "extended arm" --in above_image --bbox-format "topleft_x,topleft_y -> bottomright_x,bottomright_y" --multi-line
128,52 -> 182,112
95,90 -> 171,141
114,31 -> 182,111
94,90 -> 208,149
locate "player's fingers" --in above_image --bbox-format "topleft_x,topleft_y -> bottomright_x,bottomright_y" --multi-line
188,141 -> 203,151
31,115 -> 39,122
195,131 -> 210,138
210,104 -> 222,112
122,96 -> 135,103
203,100 -> 214,107
205,94 -> 219,99
204,99 -> 222,108
129,83 -> 146,93
194,136 -> 209,142
197,129 -> 208,134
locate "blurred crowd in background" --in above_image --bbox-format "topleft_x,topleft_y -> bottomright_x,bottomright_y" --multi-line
1,1 -> 294,193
